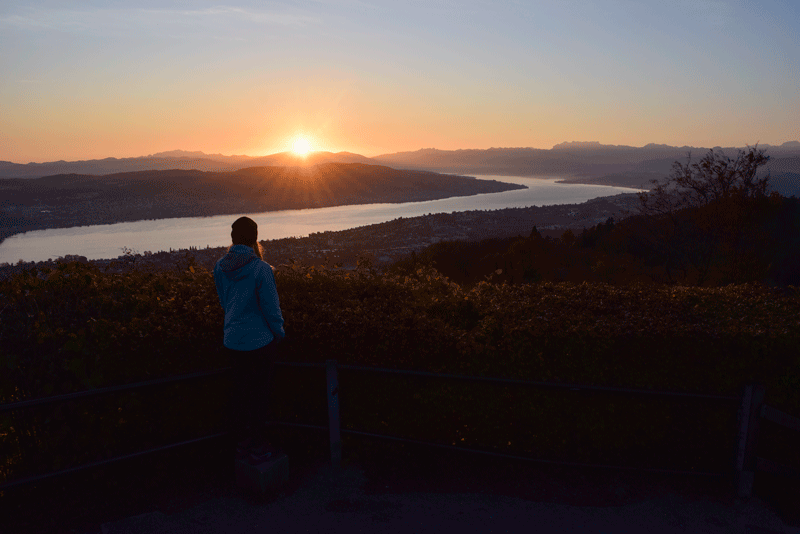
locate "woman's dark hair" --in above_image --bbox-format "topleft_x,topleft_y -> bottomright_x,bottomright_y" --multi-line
230,216 -> 263,260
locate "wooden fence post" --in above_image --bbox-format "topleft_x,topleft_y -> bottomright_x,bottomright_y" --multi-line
735,383 -> 765,497
326,360 -> 341,470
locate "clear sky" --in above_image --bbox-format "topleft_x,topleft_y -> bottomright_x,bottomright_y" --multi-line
1,0 -> 798,163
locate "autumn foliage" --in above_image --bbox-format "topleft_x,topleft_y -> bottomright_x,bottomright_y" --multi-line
2,252 -> 800,485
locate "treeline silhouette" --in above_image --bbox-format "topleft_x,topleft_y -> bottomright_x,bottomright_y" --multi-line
391,195 -> 800,287
392,146 -> 800,287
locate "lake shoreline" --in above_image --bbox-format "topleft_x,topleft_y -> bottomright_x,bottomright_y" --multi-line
0,185 -> 529,246
0,165 -> 526,247
0,174 -> 645,265
0,191 -> 642,279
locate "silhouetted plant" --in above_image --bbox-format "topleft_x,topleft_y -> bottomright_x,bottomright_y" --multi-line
634,145 -> 773,285
639,144 -> 771,213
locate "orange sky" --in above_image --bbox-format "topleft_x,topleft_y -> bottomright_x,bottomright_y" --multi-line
2,1 -> 798,163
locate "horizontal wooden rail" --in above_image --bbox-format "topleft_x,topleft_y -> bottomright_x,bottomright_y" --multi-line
761,404 -> 800,432
333,425 -> 727,477
0,432 -> 228,492
262,419 -> 729,477
331,363 -> 740,401
756,456 -> 800,480
1,360 -> 739,414
0,368 -> 232,412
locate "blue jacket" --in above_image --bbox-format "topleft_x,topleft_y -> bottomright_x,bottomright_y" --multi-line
214,245 -> 285,351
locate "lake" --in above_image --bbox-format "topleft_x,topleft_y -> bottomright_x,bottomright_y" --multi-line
0,176 -> 642,263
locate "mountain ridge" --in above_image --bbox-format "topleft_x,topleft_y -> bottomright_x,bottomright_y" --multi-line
2,142 -> 798,183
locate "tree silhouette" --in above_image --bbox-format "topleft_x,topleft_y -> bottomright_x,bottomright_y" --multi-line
635,145 -> 772,285
638,144 -> 770,215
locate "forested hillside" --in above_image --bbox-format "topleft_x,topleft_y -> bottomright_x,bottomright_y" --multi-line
399,146 -> 800,287
0,163 -> 523,244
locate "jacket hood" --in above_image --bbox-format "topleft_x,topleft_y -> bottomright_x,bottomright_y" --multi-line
217,245 -> 259,281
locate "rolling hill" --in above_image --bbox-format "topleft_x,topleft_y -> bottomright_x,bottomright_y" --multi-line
0,163 -> 525,244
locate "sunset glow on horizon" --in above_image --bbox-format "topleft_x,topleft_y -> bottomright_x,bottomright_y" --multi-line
1,1 -> 798,164
291,136 -> 313,157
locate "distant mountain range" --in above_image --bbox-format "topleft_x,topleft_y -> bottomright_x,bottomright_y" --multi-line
376,142 -> 800,196
2,141 -> 799,196
0,150 -> 376,179
372,141 -> 800,183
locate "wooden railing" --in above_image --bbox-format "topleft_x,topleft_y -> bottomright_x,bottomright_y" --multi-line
1,361 -> 798,499
735,384 -> 800,497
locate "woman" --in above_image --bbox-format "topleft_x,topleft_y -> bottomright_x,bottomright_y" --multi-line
214,216 -> 285,464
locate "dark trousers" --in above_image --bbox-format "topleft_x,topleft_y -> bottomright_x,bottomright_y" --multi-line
226,340 -> 277,444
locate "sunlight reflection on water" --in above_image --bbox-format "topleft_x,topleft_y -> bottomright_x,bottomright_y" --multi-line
0,176 -> 642,263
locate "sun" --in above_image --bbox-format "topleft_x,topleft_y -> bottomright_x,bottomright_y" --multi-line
291,136 -> 312,156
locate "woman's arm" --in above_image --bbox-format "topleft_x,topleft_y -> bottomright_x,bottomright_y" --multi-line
213,265 -> 226,309
256,262 -> 286,341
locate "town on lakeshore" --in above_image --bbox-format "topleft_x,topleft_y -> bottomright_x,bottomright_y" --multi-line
0,192 -> 640,279
2,140 -> 798,278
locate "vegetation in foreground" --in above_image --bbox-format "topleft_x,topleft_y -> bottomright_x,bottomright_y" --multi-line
1,255 -> 799,486
1,145 -> 799,494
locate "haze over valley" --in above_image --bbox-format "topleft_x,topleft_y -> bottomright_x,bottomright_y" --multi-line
3,141 -> 799,191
